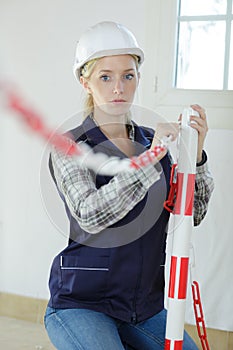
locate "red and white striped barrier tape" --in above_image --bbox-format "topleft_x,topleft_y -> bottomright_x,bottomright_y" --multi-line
1,86 -> 167,175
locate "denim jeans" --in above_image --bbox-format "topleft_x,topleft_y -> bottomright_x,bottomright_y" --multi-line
44,307 -> 198,350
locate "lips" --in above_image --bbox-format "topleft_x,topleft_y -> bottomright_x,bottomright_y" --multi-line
111,99 -> 126,103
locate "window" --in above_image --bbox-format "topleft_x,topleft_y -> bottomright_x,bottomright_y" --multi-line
175,0 -> 233,90
142,0 -> 233,116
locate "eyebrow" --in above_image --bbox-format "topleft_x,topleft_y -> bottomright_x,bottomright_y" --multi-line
98,68 -> 136,74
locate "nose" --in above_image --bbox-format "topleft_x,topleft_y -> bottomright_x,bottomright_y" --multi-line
112,79 -> 124,95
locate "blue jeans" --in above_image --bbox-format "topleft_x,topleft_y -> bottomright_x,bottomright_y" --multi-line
44,307 -> 198,350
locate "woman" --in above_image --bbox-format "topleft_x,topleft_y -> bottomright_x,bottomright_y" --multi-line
44,21 -> 214,350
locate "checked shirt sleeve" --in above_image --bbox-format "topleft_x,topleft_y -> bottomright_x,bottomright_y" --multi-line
51,148 -> 162,234
194,161 -> 214,226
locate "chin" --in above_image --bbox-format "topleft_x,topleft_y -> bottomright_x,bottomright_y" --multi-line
101,103 -> 132,117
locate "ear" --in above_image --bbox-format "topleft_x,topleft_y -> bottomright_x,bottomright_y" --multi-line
80,76 -> 92,94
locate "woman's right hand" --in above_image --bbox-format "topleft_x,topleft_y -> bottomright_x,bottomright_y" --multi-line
150,122 -> 179,161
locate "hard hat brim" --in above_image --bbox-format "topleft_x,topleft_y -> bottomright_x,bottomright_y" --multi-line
73,47 -> 144,81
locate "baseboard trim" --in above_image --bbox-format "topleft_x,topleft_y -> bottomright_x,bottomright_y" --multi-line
0,292 -> 48,324
0,292 -> 232,350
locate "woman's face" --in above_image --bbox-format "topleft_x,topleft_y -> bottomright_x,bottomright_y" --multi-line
81,54 -> 140,117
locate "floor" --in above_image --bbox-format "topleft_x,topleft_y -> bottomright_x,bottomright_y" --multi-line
0,316 -> 55,350
1,316 -> 202,350
1,316 -> 233,350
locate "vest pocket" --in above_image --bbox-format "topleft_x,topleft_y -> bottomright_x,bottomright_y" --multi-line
60,255 -> 109,301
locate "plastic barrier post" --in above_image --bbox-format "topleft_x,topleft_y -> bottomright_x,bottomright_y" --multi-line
164,108 -> 199,350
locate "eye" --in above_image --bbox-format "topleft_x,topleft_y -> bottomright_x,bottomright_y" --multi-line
124,73 -> 134,80
100,75 -> 110,82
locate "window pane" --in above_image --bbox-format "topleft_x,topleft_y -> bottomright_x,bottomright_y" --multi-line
228,21 -> 233,89
176,21 -> 225,89
180,0 -> 227,16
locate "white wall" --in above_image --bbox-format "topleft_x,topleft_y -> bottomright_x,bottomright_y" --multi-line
0,0 -> 233,332
0,0 -> 146,299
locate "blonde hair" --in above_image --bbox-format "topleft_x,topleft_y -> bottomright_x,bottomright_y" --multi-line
80,55 -> 139,118
80,59 -> 98,117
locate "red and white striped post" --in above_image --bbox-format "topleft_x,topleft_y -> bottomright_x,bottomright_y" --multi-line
164,108 -> 199,350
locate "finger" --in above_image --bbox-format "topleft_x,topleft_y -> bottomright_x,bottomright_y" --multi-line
190,119 -> 207,136
166,126 -> 179,141
191,104 -> 206,120
155,123 -> 179,142
190,115 -> 204,124
190,115 -> 208,129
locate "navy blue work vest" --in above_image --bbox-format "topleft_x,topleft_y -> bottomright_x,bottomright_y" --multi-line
48,116 -> 171,323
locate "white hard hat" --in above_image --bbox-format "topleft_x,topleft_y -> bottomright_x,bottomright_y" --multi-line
73,21 -> 144,81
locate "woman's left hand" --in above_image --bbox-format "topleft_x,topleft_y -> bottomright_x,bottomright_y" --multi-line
189,104 -> 208,163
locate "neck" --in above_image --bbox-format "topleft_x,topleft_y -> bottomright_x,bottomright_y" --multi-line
92,108 -> 129,139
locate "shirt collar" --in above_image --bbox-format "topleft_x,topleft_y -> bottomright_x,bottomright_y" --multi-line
82,114 -> 151,153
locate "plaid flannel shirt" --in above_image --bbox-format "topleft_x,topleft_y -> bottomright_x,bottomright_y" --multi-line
51,135 -> 214,233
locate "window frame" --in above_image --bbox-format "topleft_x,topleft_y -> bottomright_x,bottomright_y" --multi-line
142,0 -> 233,113
175,0 -> 233,90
